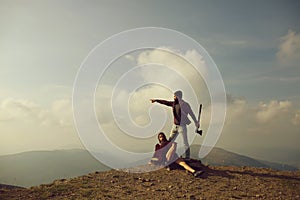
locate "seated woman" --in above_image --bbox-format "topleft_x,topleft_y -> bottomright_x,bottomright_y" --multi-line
149,132 -> 204,177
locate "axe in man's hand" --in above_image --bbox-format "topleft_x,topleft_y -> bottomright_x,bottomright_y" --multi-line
195,104 -> 203,135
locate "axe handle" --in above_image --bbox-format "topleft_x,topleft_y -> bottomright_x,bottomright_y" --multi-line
197,104 -> 202,124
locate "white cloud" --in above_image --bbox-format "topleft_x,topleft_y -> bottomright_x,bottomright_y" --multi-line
216,96 -> 300,163
137,47 -> 208,84
0,98 -> 82,155
225,95 -> 247,124
0,98 -> 41,122
95,84 -> 172,131
0,98 -> 73,127
124,54 -> 135,62
256,100 -> 292,124
94,47 -> 211,135
93,47 -> 211,151
277,30 -> 300,66
50,99 -> 73,126
292,110 -> 300,125
136,48 -> 210,105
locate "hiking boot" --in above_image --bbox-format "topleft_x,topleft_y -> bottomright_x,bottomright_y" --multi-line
193,170 -> 204,177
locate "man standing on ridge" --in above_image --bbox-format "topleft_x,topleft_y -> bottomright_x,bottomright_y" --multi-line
150,90 -> 199,159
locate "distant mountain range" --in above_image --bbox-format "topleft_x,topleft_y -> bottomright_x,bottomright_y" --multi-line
190,145 -> 298,171
0,147 -> 298,187
0,149 -> 110,188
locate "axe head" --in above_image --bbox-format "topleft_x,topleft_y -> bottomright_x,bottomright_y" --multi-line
195,129 -> 202,135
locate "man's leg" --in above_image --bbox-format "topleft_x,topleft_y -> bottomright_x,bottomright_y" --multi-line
169,125 -> 179,142
180,125 -> 190,159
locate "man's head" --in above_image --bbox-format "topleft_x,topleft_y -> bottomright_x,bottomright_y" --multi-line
174,90 -> 183,100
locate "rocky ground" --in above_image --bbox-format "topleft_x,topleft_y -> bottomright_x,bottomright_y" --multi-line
1,159 -> 299,199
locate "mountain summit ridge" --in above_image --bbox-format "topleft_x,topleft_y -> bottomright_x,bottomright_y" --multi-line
1,160 -> 299,199
0,147 -> 298,188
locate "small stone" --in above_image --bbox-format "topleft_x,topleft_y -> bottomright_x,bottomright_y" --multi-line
149,183 -> 155,186
233,186 -> 237,190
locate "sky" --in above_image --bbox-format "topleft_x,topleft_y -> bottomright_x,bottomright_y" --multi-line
0,0 -> 300,166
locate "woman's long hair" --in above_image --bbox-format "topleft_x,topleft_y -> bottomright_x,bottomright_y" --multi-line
158,132 -> 167,143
